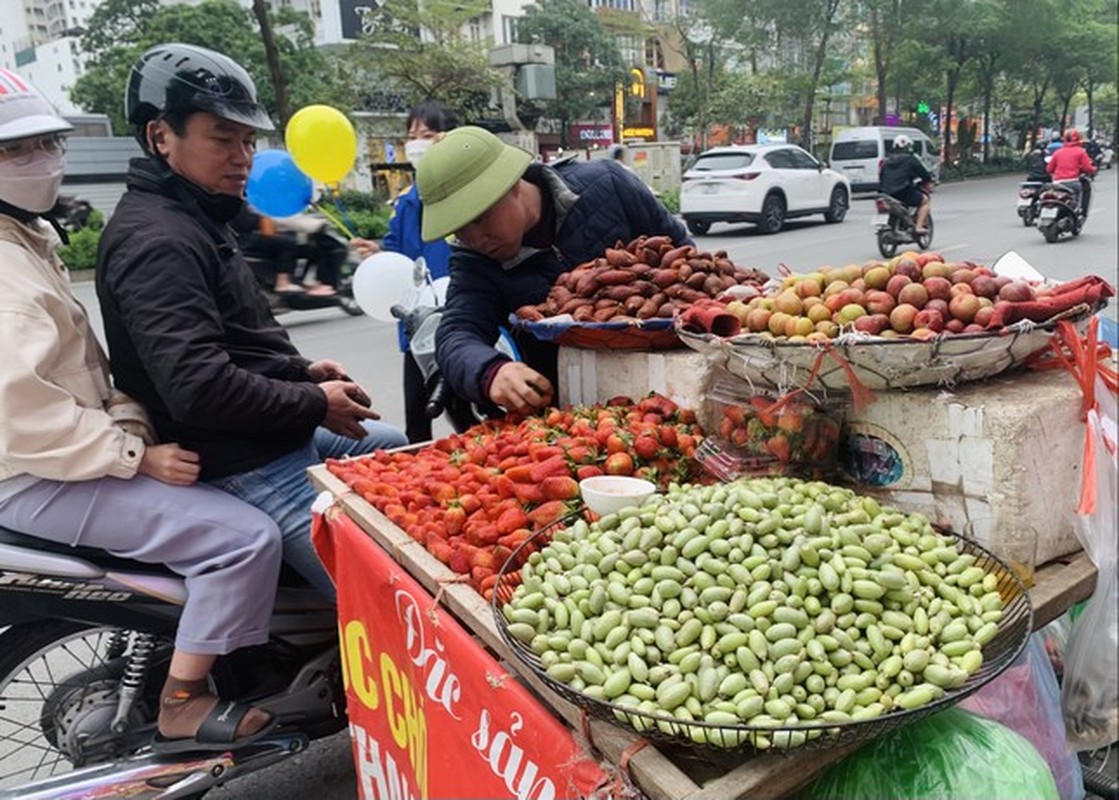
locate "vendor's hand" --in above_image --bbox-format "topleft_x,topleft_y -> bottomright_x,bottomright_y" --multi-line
488,363 -> 554,414
351,238 -> 381,260
320,380 -> 379,439
308,359 -> 348,383
138,443 -> 201,486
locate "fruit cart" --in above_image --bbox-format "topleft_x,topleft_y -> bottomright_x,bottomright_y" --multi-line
307,461 -> 1097,799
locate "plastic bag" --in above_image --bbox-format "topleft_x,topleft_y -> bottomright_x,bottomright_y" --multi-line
1037,612 -> 1073,682
804,707 -> 1059,800
961,635 -> 1085,800
1061,382 -> 1119,751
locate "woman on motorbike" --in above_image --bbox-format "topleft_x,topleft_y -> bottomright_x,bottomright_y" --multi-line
1047,128 -> 1097,217
0,70 -> 282,753
878,134 -> 933,234
353,101 -> 459,443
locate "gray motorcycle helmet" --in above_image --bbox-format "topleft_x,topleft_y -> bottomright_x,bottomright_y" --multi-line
126,43 -> 274,152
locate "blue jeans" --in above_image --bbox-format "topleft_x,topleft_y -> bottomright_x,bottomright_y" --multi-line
208,421 -> 407,599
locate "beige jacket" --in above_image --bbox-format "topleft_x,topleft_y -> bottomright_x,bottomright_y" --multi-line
0,215 -> 154,484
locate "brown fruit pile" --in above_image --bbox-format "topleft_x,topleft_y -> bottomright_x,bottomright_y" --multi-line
515,235 -> 769,324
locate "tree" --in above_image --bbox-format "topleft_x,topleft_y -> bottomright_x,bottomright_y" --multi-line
516,0 -> 626,147
343,0 -> 497,121
72,0 -> 330,134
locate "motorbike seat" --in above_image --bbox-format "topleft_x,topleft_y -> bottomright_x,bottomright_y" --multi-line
0,524 -> 177,576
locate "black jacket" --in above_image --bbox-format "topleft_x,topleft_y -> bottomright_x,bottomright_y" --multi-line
879,152 -> 932,196
95,158 -> 327,480
434,159 -> 689,404
1025,151 -> 1050,182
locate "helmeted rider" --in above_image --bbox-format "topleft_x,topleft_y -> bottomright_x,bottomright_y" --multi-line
1025,140 -> 1050,183
878,133 -> 933,234
1046,128 -> 1097,217
95,43 -> 406,604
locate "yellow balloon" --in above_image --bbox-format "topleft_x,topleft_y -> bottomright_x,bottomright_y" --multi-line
285,105 -> 357,184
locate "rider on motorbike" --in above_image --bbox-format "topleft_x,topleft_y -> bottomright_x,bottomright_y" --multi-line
879,134 -> 933,234
1025,140 -> 1051,182
0,68 -> 283,753
1047,128 -> 1097,217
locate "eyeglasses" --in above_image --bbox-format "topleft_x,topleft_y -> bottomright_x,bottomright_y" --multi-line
0,133 -> 68,166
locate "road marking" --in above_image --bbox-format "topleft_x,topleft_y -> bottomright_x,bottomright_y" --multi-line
937,243 -> 970,254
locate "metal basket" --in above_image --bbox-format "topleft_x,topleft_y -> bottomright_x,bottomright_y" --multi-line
491,520 -> 1033,754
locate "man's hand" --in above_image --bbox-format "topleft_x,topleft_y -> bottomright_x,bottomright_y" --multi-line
308,359 -> 348,383
138,443 -> 201,486
488,362 -> 554,414
351,238 -> 381,260
320,380 -> 380,439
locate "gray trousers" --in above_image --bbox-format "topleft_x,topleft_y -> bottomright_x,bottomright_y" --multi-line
0,476 -> 282,655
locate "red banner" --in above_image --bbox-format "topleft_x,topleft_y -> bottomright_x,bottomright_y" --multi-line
313,509 -> 609,800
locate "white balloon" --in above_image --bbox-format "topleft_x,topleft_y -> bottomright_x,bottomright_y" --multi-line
351,252 -> 419,321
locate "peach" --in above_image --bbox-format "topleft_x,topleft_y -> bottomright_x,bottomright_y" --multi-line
747,308 -> 773,333
773,290 -> 804,316
945,318 -> 967,334
886,274 -> 913,298
925,298 -> 950,318
916,251 -> 944,267
786,315 -> 815,338
949,293 -> 981,323
864,266 -> 892,290
807,303 -> 832,324
999,281 -> 1034,302
897,283 -> 929,308
922,261 -> 954,280
866,290 -> 897,316
815,320 -> 840,338
950,268 -> 977,285
893,258 -> 923,282
973,306 -> 995,327
963,323 -> 987,334
909,327 -> 939,341
914,308 -> 945,331
889,303 -> 919,333
970,275 -> 999,299
823,279 -> 850,298
836,288 -> 867,308
837,303 -> 868,324
795,278 -> 822,299
768,311 -> 790,336
949,282 -> 974,298
923,276 -> 953,301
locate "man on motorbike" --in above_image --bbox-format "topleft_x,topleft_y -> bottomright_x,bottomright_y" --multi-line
1025,140 -> 1051,183
95,43 -> 407,601
0,69 -> 283,753
1047,128 -> 1097,217
878,134 -> 933,234
415,126 -> 689,415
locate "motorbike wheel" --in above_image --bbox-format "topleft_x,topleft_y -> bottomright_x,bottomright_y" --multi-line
916,216 -> 934,250
0,622 -> 159,789
1022,209 -> 1035,227
1043,224 -> 1059,244
877,229 -> 898,258
339,295 -> 365,316
686,220 -> 711,236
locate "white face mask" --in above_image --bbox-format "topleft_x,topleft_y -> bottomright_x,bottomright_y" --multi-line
0,151 -> 65,213
405,138 -> 433,165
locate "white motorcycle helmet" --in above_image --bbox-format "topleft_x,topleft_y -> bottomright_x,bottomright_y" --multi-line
893,134 -> 913,152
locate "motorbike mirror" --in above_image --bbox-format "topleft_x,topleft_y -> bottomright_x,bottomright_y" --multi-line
991,250 -> 1046,282
352,252 -> 419,321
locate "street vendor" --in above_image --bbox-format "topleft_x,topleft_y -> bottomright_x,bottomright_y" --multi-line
416,126 -> 689,415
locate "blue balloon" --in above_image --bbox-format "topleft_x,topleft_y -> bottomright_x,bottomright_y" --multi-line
247,149 -> 313,217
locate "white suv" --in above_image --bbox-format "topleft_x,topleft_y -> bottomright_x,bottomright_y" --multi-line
679,144 -> 851,235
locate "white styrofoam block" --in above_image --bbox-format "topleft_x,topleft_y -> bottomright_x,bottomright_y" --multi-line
557,347 -> 713,413
841,367 -> 1086,565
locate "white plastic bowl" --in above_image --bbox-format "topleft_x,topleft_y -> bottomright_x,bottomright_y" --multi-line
579,476 -> 657,516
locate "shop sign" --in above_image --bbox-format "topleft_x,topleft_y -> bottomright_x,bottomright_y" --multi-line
569,123 -> 614,147
313,511 -> 608,800
622,126 -> 656,140
656,71 -> 677,92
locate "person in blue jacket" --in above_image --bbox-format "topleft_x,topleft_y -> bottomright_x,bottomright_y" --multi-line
415,126 -> 689,416
354,101 -> 458,442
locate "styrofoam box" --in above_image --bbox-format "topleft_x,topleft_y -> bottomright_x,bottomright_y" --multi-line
557,347 -> 716,414
840,367 -> 1086,565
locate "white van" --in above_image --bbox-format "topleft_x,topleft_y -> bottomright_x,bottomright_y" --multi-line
829,127 -> 940,192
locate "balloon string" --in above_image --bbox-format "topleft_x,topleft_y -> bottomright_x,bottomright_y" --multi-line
313,202 -> 356,239
330,194 -> 361,240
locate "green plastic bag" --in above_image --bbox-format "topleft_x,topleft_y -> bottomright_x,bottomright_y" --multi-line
804,707 -> 1059,800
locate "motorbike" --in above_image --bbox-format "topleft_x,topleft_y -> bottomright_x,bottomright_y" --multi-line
0,527 -> 345,799
1035,177 -> 1090,243
239,223 -> 364,317
872,181 -> 934,258
1016,180 -> 1046,227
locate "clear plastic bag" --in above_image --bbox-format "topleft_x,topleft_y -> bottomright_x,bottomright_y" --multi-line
1061,384 -> 1119,751
803,706 -> 1059,800
961,635 -> 1086,800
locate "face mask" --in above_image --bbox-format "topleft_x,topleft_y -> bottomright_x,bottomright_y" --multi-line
0,151 -> 65,213
405,138 -> 433,164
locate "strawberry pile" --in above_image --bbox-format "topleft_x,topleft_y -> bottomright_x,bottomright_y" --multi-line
325,394 -> 704,598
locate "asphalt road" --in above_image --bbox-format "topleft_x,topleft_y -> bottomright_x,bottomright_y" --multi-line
65,168 -> 1118,799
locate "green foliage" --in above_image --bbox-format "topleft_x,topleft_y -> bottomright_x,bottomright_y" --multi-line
516,0 -> 627,145
340,0 -> 496,119
659,188 -> 680,215
71,0 -> 333,134
940,156 -> 1022,181
58,228 -> 102,271
319,202 -> 392,240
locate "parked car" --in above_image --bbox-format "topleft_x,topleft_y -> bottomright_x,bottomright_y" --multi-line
679,144 -> 851,235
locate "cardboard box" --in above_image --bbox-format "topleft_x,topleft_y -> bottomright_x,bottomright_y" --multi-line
839,368 -> 1086,565
557,347 -> 715,410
